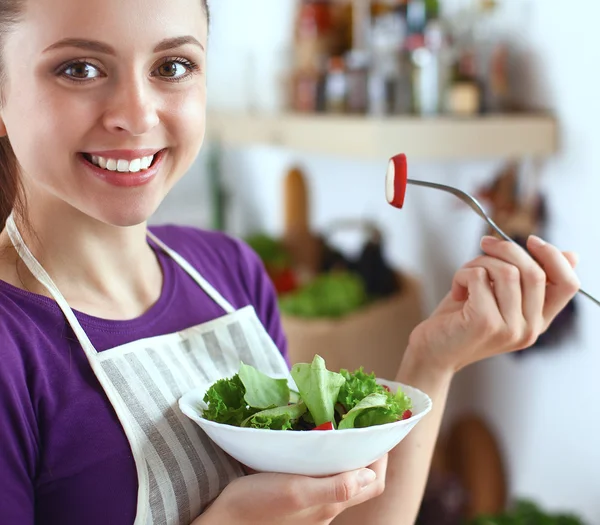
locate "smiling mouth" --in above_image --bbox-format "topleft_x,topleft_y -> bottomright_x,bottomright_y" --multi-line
82,151 -> 162,173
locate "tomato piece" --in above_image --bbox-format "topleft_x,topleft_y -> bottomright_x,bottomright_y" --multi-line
402,410 -> 413,420
271,267 -> 298,294
312,421 -> 334,431
386,153 -> 408,209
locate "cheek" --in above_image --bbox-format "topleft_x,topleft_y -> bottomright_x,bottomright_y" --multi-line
5,85 -> 88,161
164,89 -> 206,172
167,86 -> 207,156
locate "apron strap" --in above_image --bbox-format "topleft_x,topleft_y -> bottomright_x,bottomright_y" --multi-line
5,214 -> 99,357
5,216 -> 237,357
147,231 -> 235,314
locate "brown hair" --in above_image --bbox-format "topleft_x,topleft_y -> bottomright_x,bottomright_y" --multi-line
0,1 -> 25,233
0,0 -> 210,233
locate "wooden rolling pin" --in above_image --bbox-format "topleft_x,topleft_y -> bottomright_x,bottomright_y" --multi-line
282,165 -> 321,282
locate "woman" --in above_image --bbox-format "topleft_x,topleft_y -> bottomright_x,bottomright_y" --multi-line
0,0 -> 580,524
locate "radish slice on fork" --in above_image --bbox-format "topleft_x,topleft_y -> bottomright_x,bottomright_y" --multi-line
385,153 -> 408,209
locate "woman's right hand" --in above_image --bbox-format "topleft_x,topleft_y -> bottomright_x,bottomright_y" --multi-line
197,455 -> 387,524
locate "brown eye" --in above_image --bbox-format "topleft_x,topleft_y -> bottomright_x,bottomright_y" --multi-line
158,62 -> 177,77
62,62 -> 101,80
157,61 -> 188,78
153,58 -> 199,81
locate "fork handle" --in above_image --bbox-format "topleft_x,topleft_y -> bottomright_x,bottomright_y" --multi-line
405,179 -> 600,307
485,222 -> 600,307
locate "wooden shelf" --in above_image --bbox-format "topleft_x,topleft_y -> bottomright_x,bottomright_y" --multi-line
206,111 -> 558,162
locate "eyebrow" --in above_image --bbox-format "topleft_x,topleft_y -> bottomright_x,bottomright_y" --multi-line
43,36 -> 204,55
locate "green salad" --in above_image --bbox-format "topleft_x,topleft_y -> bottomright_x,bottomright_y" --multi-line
201,355 -> 413,431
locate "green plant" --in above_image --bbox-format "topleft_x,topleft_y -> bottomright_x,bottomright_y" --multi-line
467,500 -> 587,525
278,271 -> 367,318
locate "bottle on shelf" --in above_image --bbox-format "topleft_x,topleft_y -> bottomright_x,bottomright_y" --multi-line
409,18 -> 449,116
291,1 -> 335,113
368,1 -> 410,115
345,49 -> 370,114
324,56 -> 348,113
445,46 -> 483,116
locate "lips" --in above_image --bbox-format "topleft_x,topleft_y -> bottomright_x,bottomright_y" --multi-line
81,149 -> 163,174
84,154 -> 155,173
79,149 -> 167,188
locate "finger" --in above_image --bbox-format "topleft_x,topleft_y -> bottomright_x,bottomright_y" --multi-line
452,267 -> 505,344
480,236 -> 546,332
526,236 -> 580,325
463,254 -> 523,328
563,250 -> 579,268
451,266 -> 496,309
296,468 -> 377,509
337,455 -> 389,512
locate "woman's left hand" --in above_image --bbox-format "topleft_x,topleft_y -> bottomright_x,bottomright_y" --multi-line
406,235 -> 581,374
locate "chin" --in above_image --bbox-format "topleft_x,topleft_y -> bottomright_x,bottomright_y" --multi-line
90,199 -> 163,228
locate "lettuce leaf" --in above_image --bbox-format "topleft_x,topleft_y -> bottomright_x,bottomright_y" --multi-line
291,355 -> 346,427
238,362 -> 290,409
202,375 -> 258,426
393,387 -> 412,414
337,367 -> 382,411
201,359 -> 413,432
338,387 -> 413,430
338,393 -> 389,429
242,402 -> 307,430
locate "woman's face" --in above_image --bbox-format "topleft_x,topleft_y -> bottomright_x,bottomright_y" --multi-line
0,0 -> 208,227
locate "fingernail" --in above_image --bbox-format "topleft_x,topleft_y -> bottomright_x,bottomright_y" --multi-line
356,469 -> 376,488
528,235 -> 546,248
480,235 -> 500,248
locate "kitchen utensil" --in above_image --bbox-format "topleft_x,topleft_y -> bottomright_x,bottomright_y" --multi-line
386,154 -> 600,308
283,165 -> 321,280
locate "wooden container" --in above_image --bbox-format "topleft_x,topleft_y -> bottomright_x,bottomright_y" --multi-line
282,273 -> 423,380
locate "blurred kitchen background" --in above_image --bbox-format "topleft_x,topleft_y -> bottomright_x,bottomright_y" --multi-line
151,0 -> 600,523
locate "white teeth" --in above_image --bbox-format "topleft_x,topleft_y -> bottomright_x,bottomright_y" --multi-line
128,159 -> 141,172
88,154 -> 156,173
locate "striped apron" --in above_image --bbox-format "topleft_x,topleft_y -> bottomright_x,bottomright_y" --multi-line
6,216 -> 291,525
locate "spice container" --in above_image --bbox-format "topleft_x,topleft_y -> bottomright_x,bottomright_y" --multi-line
368,5 -> 407,116
345,50 -> 369,114
445,48 -> 482,116
292,1 -> 335,113
294,1 -> 334,72
410,20 -> 448,116
324,56 -> 348,113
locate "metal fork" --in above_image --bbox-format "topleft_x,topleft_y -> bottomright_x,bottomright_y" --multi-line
407,178 -> 600,308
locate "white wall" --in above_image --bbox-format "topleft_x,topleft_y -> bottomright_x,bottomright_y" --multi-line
154,1 -> 600,521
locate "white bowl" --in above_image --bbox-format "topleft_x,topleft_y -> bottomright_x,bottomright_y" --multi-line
178,378 -> 433,477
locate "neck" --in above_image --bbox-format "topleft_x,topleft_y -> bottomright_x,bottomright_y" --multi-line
1,197 -> 163,320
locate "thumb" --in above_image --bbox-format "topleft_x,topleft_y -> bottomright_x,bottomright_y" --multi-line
307,469 -> 377,506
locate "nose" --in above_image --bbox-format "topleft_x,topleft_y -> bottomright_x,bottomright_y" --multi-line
102,78 -> 160,136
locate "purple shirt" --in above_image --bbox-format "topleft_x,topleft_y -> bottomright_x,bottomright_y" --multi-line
0,225 -> 288,525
